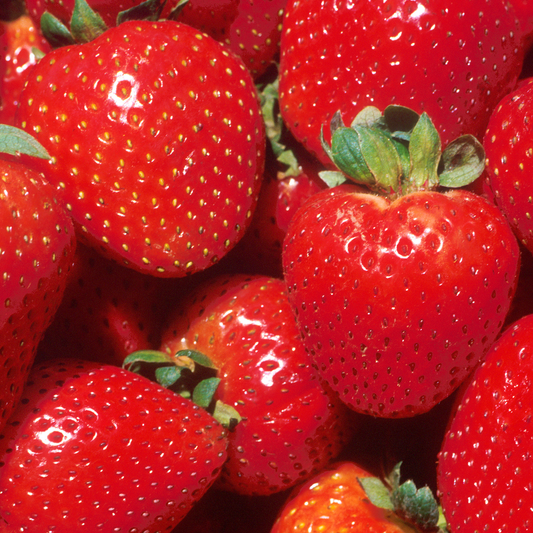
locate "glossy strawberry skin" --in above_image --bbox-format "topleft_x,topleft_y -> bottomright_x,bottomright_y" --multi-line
0,358 -> 228,531
271,461 -> 408,533
484,79 -> 533,256
177,0 -> 287,79
437,313 -> 533,531
282,185 -> 520,418
160,274 -> 355,496
0,15 -> 51,126
279,0 -> 523,166
16,20 -> 265,277
0,159 -> 75,430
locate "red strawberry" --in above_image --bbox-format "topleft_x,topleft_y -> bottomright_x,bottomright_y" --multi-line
16,20 -> 265,277
0,15 -> 51,126
0,357 -> 228,531
158,273 -> 356,495
278,0 -> 523,166
36,242 -> 187,366
484,78 -> 533,256
437,313 -> 533,531
0,157 -> 75,431
282,107 -> 520,418
25,0 -> 181,31
177,0 -> 287,79
271,461 -> 447,533
509,0 -> 533,50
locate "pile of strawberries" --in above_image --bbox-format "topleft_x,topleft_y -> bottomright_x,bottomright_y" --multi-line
1,0 -> 533,531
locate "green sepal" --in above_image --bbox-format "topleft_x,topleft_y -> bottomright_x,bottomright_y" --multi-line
384,105 -> 421,138
438,134 -> 485,188
357,476 -> 395,511
391,480 -> 440,531
212,400 -> 242,431
116,0 -> 169,25
193,376 -> 221,408
70,0 -> 108,43
40,11 -> 76,48
175,348 -> 216,369
0,125 -> 50,159
408,112 -> 441,191
318,170 -> 348,188
351,106 -> 384,128
155,364 -> 183,388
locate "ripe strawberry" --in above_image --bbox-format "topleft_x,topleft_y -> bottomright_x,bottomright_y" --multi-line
509,0 -> 533,50
437,313 -> 533,531
16,19 -> 265,277
484,78 -> 533,256
36,242 -> 187,366
282,106 -> 520,418
158,273 -> 355,495
271,461 -> 447,533
278,0 -> 523,166
0,15 -> 51,126
177,0 -> 287,79
0,157 -> 75,431
0,357 -> 228,531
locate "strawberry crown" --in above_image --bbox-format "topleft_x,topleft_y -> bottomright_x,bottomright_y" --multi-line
320,105 -> 485,198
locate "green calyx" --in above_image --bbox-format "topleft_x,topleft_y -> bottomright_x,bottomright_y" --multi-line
358,462 -> 448,533
0,125 -> 50,160
123,349 -> 241,430
320,105 -> 485,198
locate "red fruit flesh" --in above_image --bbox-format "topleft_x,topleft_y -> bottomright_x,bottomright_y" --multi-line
282,185 -> 520,417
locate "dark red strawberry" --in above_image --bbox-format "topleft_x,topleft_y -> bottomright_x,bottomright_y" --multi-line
0,15 -> 50,126
0,156 -> 75,431
484,78 -> 533,256
177,0 -> 287,79
278,0 -> 523,166
16,20 -> 265,277
0,358 -> 228,531
282,106 -> 520,418
437,313 -> 533,531
157,273 -> 356,495
36,242 -> 187,366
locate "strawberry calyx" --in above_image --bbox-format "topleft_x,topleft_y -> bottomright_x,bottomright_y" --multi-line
0,124 -> 50,159
358,462 -> 448,533
123,349 -> 241,430
40,0 -> 179,47
320,105 -> 485,198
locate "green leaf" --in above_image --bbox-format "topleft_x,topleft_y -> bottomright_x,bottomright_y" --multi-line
351,106 -> 383,128
40,12 -> 75,48
318,170 -> 349,188
384,105 -> 420,136
174,349 -> 216,369
330,126 -> 374,184
212,399 -> 241,430
70,0 -> 108,44
192,377 -> 220,408
123,349 -> 174,367
408,112 -> 441,190
438,134 -> 485,188
357,476 -> 395,511
0,125 -> 50,159
117,0 -> 168,25
155,365 -> 182,388
391,480 -> 440,531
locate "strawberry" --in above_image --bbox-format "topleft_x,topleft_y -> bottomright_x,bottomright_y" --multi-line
278,0 -> 523,167
0,357 -> 228,531
36,242 -> 187,366
484,78 -> 533,256
0,15 -> 51,126
0,155 -> 75,432
156,273 -> 356,495
16,19 -> 266,277
176,0 -> 287,79
271,461 -> 447,533
282,106 -> 520,418
437,313 -> 533,531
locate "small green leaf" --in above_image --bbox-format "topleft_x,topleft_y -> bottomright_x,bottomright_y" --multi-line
408,112 -> 441,190
175,349 -> 216,369
155,365 -> 182,388
117,0 -> 168,25
330,126 -> 374,185
192,377 -> 220,408
70,0 -> 108,44
277,149 -> 300,177
438,134 -> 485,188
351,106 -> 383,128
384,105 -> 420,135
123,349 -> 174,367
0,125 -> 50,159
212,400 -> 241,430
318,170 -> 349,188
357,476 -> 395,511
40,12 -> 75,48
